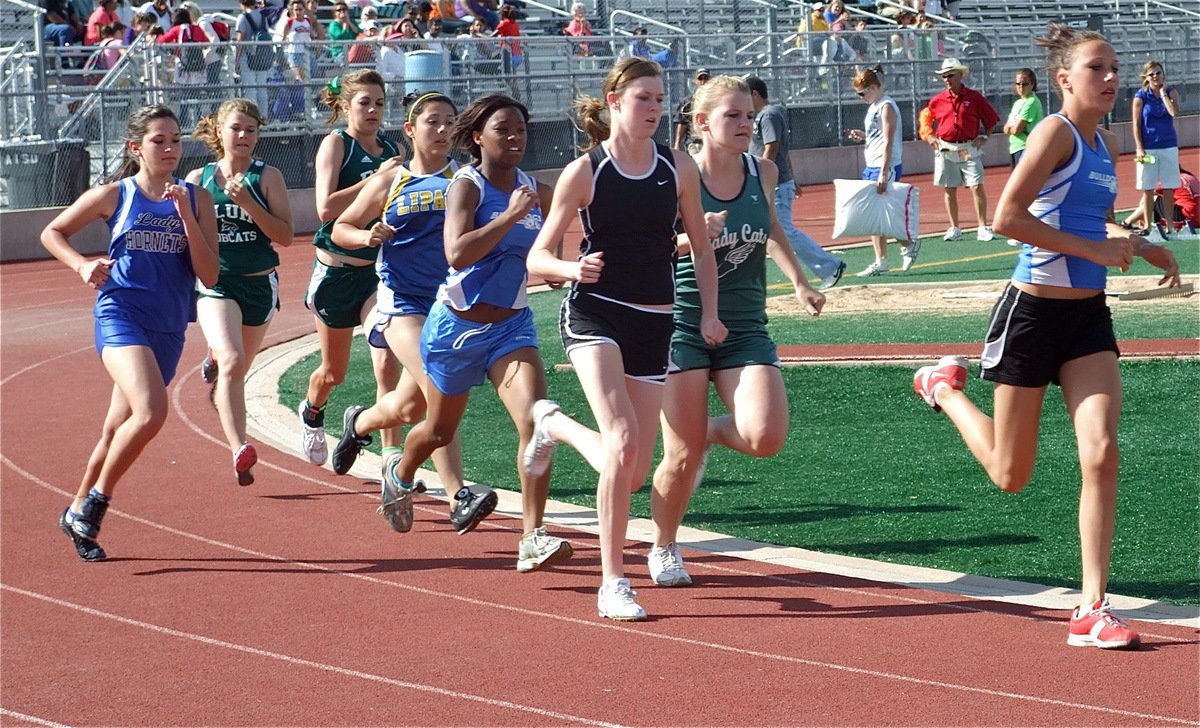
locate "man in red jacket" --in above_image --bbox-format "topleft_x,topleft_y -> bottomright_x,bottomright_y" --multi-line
925,57 -> 1000,242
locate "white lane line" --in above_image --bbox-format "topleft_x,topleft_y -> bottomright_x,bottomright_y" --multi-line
0,585 -> 619,728
0,708 -> 72,728
4,457 -> 1196,726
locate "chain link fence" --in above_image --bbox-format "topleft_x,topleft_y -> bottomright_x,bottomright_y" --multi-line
2,15 -> 1196,210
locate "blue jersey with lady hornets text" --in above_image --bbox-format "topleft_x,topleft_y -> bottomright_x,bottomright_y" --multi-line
94,177 -> 198,332
377,161 -> 458,306
438,165 -> 542,311
1012,114 -> 1116,290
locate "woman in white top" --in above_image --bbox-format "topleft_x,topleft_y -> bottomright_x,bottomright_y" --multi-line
845,66 -> 915,276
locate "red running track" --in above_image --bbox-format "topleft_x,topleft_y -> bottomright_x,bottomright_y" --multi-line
3,163 -> 1198,726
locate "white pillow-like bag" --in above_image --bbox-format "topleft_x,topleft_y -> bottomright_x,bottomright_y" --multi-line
831,178 -> 921,242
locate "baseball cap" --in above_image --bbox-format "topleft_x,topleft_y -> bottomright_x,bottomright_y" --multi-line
361,19 -> 378,30
695,67 -> 710,80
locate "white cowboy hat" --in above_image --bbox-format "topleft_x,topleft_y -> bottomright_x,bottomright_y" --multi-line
937,57 -> 969,75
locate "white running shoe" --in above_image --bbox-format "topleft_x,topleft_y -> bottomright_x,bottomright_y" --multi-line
298,402 -> 328,466
856,261 -> 890,277
597,578 -> 648,621
900,239 -> 921,271
648,543 -> 692,587
977,225 -> 995,242
944,226 -> 963,241
522,399 -> 560,477
516,526 -> 573,572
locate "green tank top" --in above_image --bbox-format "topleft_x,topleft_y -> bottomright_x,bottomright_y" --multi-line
675,153 -> 772,325
200,159 -> 280,275
311,129 -> 401,261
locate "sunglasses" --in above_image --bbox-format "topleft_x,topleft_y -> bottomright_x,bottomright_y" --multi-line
1014,81 -> 1031,87
940,73 -> 959,80
855,90 -> 867,97
1145,71 -> 1164,78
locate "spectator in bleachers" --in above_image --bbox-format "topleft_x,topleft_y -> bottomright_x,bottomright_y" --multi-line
157,7 -> 207,123
388,16 -> 422,44
846,17 -> 870,59
942,0 -> 959,19
914,12 -> 942,61
125,10 -> 156,43
1131,60 -> 1181,240
627,26 -> 650,59
235,0 -> 273,119
1002,67 -> 1043,168
411,1 -> 433,35
925,56 -> 1000,241
347,19 -> 380,65
43,0 -> 85,46
425,16 -> 450,53
137,0 -> 173,33
181,1 -> 230,87
326,1 -> 360,61
279,0 -> 317,82
493,3 -> 522,71
888,11 -> 915,61
823,0 -> 849,27
430,0 -> 466,33
561,2 -> 593,57
797,2 -> 828,61
83,19 -> 124,82
114,0 -> 133,25
651,37 -> 678,69
458,0 -> 498,30
819,21 -> 857,85
378,27 -> 406,113
85,0 -> 120,45
460,14 -> 500,74
359,5 -> 378,25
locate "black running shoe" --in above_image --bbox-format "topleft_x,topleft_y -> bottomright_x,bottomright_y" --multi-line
70,491 -> 109,539
201,350 -> 218,384
60,509 -> 106,561
449,485 -> 498,535
331,405 -> 371,475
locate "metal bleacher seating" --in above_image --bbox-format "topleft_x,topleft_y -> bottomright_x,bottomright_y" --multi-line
2,0 -> 1196,209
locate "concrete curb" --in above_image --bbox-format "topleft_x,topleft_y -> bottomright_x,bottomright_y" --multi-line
243,332 -> 1199,629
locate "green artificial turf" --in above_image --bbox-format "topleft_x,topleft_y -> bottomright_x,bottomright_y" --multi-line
277,222 -> 1200,605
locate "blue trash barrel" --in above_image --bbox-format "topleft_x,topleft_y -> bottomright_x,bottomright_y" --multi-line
404,50 -> 449,95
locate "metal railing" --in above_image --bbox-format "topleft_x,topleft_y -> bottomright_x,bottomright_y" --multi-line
2,23 -> 1196,209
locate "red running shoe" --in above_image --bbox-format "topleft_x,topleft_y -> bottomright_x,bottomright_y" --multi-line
1068,598 -> 1140,649
234,443 -> 258,486
913,355 -> 969,412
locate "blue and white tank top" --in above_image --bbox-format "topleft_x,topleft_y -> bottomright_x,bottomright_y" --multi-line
438,165 -> 542,311
377,160 -> 458,304
95,176 -> 198,332
1012,114 -> 1116,290
864,95 -> 903,169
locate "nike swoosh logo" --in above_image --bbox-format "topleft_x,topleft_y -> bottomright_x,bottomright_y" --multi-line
657,179 -> 669,186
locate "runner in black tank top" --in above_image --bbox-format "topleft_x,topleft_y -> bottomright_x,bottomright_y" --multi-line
525,57 -> 727,622
574,141 -> 679,307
